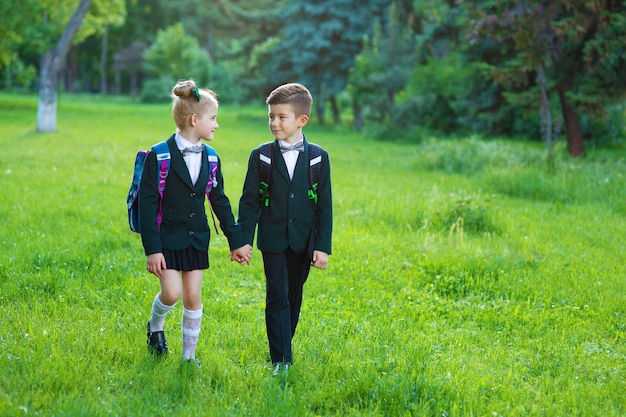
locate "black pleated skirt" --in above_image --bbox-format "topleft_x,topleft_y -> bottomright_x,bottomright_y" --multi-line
163,246 -> 209,271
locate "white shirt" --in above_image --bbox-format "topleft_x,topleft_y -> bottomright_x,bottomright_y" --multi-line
279,136 -> 303,180
175,132 -> 202,185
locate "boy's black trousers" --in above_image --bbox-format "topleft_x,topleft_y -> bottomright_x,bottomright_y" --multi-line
262,249 -> 311,364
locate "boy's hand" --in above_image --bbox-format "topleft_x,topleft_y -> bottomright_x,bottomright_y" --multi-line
146,253 -> 167,278
230,244 -> 252,265
311,251 -> 328,270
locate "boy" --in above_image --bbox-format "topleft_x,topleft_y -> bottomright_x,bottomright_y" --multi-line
237,83 -> 333,376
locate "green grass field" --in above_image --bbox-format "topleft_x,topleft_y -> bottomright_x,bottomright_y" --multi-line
1,93 -> 625,416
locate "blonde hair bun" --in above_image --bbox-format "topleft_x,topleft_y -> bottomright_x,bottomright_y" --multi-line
172,79 -> 197,99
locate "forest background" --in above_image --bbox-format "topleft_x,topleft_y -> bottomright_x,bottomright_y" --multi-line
1,1 -> 626,415
1,0 -> 625,156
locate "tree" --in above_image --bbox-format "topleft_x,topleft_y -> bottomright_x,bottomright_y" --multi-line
102,0 -> 285,101
142,23 -> 211,81
105,0 -> 172,96
112,41 -> 147,96
464,0 -> 626,156
56,0 -> 125,93
0,0 -> 39,84
81,0 -> 125,94
139,23 -> 212,102
349,1 -> 417,130
1,0 -> 124,94
38,0 -> 93,132
260,0 -> 389,125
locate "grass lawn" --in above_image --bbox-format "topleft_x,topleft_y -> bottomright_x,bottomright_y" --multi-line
0,92 -> 625,416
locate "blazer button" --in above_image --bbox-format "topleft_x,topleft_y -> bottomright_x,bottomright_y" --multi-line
190,192 -> 196,198
189,212 -> 195,218
289,218 -> 293,224
188,231 -> 195,236
289,193 -> 295,199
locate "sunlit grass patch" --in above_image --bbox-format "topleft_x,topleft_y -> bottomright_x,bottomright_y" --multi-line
1,93 -> 625,416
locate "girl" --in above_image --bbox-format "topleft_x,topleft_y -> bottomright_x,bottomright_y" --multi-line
139,79 -> 251,365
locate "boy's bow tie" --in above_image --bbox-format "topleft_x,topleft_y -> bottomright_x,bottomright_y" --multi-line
280,142 -> 304,153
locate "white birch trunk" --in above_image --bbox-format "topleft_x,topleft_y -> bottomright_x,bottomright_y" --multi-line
36,0 -> 93,132
37,51 -> 58,132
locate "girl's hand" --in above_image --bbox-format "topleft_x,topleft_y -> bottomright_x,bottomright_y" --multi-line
147,253 -> 167,277
230,244 -> 252,265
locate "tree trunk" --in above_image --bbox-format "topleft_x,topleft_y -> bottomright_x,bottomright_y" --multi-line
37,51 -> 58,132
329,94 -> 341,125
37,0 -> 93,132
67,46 -> 78,92
130,72 -> 138,96
114,68 -> 121,95
4,62 -> 11,89
538,63 -> 551,150
557,81 -> 585,157
100,25 -> 108,95
353,98 -> 363,131
314,82 -> 325,125
316,100 -> 325,125
378,88 -> 396,123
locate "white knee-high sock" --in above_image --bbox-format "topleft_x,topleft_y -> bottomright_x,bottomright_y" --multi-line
182,307 -> 203,360
149,293 -> 174,332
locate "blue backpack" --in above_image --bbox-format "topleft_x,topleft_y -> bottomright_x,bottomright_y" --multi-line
127,141 -> 218,233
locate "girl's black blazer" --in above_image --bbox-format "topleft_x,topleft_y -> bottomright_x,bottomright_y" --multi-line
139,134 -> 245,256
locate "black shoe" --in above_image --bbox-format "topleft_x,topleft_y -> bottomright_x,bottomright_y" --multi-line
146,322 -> 168,356
182,358 -> 201,368
272,362 -> 282,376
272,362 -> 290,376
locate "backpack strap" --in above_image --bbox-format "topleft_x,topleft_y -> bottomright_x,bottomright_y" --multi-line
257,142 -> 273,207
203,144 -> 220,234
203,144 -> 219,198
127,150 -> 149,233
152,141 -> 171,232
307,144 -> 323,206
257,142 -> 323,208
306,144 -> 323,260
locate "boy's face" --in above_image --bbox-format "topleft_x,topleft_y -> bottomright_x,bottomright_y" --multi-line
268,103 -> 308,143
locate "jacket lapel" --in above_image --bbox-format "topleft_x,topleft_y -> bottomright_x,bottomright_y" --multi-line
272,138 -> 309,185
290,139 -> 308,185
272,140 -> 291,184
195,152 -> 209,192
167,136 -> 207,192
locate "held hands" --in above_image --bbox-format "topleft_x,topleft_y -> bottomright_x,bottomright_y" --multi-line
146,253 -> 167,278
230,244 -> 253,265
311,250 -> 329,270
228,246 -> 327,268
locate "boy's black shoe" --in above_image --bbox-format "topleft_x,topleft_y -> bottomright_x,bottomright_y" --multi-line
146,322 -> 168,356
272,362 -> 290,376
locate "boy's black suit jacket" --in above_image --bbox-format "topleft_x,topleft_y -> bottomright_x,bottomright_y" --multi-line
238,137 -> 332,255
139,134 -> 245,256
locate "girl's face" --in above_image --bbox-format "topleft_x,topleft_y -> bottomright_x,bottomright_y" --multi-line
196,102 -> 219,141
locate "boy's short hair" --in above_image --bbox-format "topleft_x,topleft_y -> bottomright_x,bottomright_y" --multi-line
266,83 -> 313,117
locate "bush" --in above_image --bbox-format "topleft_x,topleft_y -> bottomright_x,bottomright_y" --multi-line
139,76 -> 175,103
582,103 -> 626,148
1,59 -> 37,91
431,193 -> 497,235
141,23 -> 212,102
